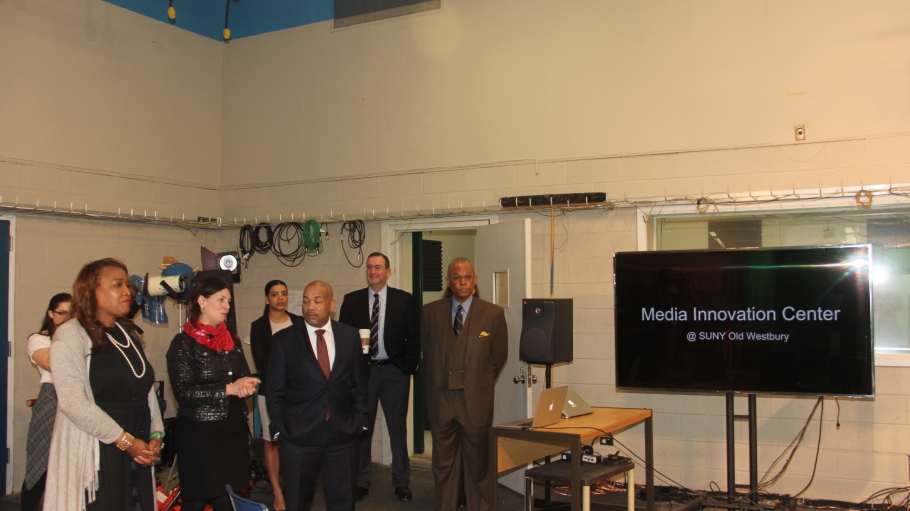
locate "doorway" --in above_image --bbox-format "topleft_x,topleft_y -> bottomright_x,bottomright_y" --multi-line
384,216 -> 532,493
410,229 -> 477,459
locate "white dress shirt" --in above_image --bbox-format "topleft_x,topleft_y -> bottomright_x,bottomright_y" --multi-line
368,285 -> 389,360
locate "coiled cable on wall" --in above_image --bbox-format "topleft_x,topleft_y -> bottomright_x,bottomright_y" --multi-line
271,222 -> 307,267
340,220 -> 366,267
301,219 -> 323,255
239,223 -> 273,264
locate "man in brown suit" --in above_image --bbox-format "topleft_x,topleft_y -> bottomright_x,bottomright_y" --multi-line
421,257 -> 508,511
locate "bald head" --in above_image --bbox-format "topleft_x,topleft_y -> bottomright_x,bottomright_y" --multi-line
447,257 -> 474,275
446,257 -> 477,304
302,280 -> 335,327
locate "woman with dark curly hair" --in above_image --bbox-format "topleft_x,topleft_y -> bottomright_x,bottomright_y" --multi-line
45,258 -> 162,511
20,292 -> 71,511
166,277 -> 259,511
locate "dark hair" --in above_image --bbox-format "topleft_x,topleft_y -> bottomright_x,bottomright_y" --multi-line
189,277 -> 229,323
188,277 -> 240,343
72,258 -> 141,351
38,293 -> 72,337
262,279 -> 288,317
367,252 -> 390,268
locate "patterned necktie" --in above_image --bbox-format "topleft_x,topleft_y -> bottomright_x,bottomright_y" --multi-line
370,293 -> 380,358
454,305 -> 464,337
316,329 -> 330,420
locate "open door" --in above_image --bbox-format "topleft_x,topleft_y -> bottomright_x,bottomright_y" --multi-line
474,218 -> 531,493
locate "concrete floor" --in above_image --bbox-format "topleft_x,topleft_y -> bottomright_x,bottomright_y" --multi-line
0,461 -> 715,511
0,462 -> 526,511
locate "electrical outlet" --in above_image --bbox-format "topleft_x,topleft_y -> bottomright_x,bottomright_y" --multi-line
600,436 -> 613,446
795,124 -> 806,141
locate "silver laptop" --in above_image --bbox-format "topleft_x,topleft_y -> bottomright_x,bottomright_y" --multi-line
498,386 -> 569,429
562,389 -> 593,418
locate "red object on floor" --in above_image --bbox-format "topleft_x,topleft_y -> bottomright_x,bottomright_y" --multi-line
156,485 -> 181,511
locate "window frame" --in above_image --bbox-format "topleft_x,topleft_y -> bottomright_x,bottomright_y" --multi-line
637,193 -> 910,367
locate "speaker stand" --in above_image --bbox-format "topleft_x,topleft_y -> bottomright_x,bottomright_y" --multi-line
543,364 -> 554,505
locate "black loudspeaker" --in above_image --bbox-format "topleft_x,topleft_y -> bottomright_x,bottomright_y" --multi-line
519,298 -> 573,364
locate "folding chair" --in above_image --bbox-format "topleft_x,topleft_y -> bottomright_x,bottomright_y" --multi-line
225,484 -> 268,511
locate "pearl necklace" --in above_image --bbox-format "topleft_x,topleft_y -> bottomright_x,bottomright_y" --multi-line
106,322 -> 146,379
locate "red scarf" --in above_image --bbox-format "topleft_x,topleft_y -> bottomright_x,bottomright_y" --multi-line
183,320 -> 235,352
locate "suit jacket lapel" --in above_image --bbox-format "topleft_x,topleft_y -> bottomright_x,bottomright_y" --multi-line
380,288 -> 390,340
462,299 -> 481,358
300,324 -> 325,376
359,286 -> 373,328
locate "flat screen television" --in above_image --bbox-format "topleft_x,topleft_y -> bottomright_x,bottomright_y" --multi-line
614,245 -> 874,397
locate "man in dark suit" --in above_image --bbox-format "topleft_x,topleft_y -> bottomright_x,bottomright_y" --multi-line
339,252 -> 420,503
422,257 -> 508,511
266,280 -> 369,511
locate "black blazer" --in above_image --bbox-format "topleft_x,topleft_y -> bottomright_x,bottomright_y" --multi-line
166,332 -> 252,421
338,286 -> 420,375
265,320 -> 369,446
249,312 -> 303,394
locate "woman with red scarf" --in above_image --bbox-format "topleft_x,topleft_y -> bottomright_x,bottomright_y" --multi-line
166,277 -> 259,511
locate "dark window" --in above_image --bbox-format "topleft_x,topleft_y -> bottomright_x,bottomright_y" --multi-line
707,220 -> 762,249
335,0 -> 441,28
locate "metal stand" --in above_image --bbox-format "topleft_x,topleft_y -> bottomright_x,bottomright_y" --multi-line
725,393 -> 759,503
544,364 -> 554,505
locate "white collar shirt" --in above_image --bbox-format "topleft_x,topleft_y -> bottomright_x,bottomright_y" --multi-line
368,285 -> 389,360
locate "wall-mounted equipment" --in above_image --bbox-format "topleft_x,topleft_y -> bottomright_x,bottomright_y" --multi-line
217,251 -> 241,282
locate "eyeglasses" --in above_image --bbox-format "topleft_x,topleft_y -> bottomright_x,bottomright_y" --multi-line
448,274 -> 475,283
50,310 -> 69,316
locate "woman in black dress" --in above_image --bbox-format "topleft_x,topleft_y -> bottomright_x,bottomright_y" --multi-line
249,279 -> 301,511
166,277 -> 259,511
46,258 -> 162,511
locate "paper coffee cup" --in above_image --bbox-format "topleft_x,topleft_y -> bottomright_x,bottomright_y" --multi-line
359,329 -> 371,354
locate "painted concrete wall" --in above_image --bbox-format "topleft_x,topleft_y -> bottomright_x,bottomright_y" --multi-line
0,0 -> 223,191
4,0 -> 910,501
220,0 -> 910,188
10,215 -> 215,487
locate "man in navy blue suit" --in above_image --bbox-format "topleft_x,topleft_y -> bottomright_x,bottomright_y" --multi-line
266,280 -> 369,511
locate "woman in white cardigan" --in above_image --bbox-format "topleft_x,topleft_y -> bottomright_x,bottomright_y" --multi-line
45,258 -> 163,511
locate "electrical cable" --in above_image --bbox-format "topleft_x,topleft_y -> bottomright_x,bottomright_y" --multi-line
835,397 -> 841,428
791,399 -> 824,499
543,426 -> 699,501
271,222 -> 307,267
301,219 -> 323,255
238,224 -> 255,266
340,220 -> 365,267
753,397 -> 823,495
223,0 -> 231,40
251,223 -> 273,254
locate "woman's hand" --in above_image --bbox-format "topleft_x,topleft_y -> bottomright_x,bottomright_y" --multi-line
226,377 -> 260,398
126,438 -> 159,466
143,437 -> 163,463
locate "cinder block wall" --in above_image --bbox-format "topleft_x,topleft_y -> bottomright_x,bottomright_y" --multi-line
10,214 -> 217,487
217,134 -> 910,500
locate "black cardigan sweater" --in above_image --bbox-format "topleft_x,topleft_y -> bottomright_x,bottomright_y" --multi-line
249,312 -> 303,394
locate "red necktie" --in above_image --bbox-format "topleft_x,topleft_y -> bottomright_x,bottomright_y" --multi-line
316,329 -> 330,420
